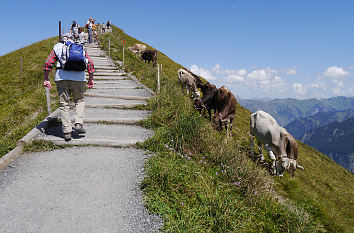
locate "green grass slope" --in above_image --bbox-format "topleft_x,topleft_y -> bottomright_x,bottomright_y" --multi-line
99,25 -> 354,232
0,37 -> 59,157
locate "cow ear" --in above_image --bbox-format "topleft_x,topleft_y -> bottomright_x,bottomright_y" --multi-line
296,164 -> 304,170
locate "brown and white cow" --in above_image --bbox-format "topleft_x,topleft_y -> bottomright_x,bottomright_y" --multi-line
213,86 -> 237,135
249,110 -> 304,176
141,50 -> 158,67
128,43 -> 147,56
177,68 -> 202,99
195,85 -> 236,136
194,82 -> 218,119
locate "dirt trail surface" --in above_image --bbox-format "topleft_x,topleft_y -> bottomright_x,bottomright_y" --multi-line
0,44 -> 162,232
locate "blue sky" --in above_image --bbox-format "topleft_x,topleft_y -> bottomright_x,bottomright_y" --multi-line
1,0 -> 354,99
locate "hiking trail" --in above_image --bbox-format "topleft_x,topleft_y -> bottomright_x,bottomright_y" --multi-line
0,44 -> 162,232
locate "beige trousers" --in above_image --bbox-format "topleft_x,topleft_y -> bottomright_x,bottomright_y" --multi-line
56,80 -> 85,134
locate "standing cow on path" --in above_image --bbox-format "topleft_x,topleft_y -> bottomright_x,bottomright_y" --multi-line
250,110 -> 304,176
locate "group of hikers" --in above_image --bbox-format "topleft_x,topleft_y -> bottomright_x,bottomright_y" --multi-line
70,18 -> 111,44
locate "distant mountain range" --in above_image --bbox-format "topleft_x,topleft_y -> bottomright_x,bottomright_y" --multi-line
239,96 -> 354,126
239,96 -> 354,173
302,117 -> 354,173
285,108 -> 354,138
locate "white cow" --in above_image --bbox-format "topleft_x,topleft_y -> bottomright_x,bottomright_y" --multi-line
177,68 -> 201,100
128,43 -> 147,57
250,110 -> 304,176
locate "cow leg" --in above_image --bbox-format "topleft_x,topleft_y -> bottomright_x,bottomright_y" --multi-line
250,137 -> 255,157
225,120 -> 230,137
229,117 -> 234,131
265,145 -> 276,175
257,143 -> 264,161
219,118 -> 223,131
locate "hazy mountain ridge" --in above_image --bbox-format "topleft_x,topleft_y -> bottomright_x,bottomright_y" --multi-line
285,109 -> 354,138
239,96 -> 354,126
302,117 -> 354,173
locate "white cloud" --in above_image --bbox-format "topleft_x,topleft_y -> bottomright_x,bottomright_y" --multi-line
332,88 -> 344,95
189,63 -> 353,99
293,83 -> 305,96
309,81 -> 327,90
225,74 -> 244,82
190,64 -> 217,81
337,81 -> 344,88
323,66 -> 350,79
349,85 -> 354,95
286,67 -> 297,75
212,63 -> 221,73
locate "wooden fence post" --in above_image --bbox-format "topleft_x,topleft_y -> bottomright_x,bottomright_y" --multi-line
108,37 -> 110,58
20,57 -> 23,78
59,21 -> 61,42
157,63 -> 160,92
123,40 -> 125,69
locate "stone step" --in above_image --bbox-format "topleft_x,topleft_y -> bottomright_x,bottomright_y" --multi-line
84,93 -> 148,101
93,71 -> 125,74
92,61 -> 114,65
93,79 -> 140,86
95,66 -> 119,70
93,76 -> 126,80
86,103 -> 146,109
86,87 -> 151,98
81,108 -> 150,119
82,117 -> 145,124
85,96 -> 146,106
35,124 -> 153,147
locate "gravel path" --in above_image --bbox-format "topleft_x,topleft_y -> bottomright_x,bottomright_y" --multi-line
0,147 -> 162,233
0,44 -> 162,232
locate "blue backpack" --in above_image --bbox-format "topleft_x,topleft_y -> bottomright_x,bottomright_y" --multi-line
60,41 -> 86,71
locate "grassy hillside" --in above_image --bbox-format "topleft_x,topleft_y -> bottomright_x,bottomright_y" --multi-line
99,25 -> 354,232
0,37 -> 59,157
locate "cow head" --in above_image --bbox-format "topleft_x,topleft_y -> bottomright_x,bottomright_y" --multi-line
275,157 -> 304,177
194,98 -> 202,112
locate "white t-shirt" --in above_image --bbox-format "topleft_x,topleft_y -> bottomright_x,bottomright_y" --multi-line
78,32 -> 86,44
86,21 -> 93,29
53,43 -> 86,82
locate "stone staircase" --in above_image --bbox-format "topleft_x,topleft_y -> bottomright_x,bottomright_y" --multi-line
35,44 -> 154,147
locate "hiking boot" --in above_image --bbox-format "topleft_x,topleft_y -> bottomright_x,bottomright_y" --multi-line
64,133 -> 72,141
75,123 -> 86,134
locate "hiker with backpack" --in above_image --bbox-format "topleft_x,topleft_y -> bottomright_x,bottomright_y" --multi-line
86,17 -> 93,44
70,20 -> 80,37
43,33 -> 95,141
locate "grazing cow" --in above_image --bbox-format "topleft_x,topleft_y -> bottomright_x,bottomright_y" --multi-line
141,50 -> 158,67
194,82 -> 218,119
195,85 -> 236,135
128,44 -> 147,57
213,86 -> 237,135
177,68 -> 202,99
249,110 -> 304,176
